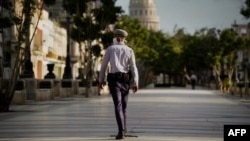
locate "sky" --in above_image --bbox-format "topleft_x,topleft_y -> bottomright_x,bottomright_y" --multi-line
116,0 -> 249,35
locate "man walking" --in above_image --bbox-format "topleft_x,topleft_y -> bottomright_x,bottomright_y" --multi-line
98,29 -> 139,140
190,73 -> 197,90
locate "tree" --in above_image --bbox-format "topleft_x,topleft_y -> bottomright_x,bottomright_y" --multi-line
62,0 -> 123,96
241,0 -> 250,18
181,28 -> 246,92
218,29 -> 245,93
0,0 -> 56,112
240,0 -> 250,95
169,29 -> 194,86
183,28 -> 220,86
147,30 -> 176,85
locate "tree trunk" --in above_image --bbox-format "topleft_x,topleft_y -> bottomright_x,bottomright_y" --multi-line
86,68 -> 93,98
244,66 -> 248,97
85,40 -> 93,97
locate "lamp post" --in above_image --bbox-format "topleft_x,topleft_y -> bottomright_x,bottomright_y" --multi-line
19,0 -> 34,78
62,15 -> 72,79
21,31 -> 34,78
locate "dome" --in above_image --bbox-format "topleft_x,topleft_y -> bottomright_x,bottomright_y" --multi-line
129,0 -> 160,31
129,0 -> 156,8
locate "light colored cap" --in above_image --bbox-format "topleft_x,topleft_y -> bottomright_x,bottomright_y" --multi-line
114,29 -> 128,37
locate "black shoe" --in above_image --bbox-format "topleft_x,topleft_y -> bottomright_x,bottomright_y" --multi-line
115,131 -> 125,140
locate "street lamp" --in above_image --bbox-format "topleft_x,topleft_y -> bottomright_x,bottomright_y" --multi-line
20,32 -> 34,78
19,0 -> 34,78
62,15 -> 72,79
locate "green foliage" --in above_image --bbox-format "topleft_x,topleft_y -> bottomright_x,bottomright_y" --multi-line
71,16 -> 101,41
0,0 -> 12,10
92,44 -> 101,57
0,0 -> 19,28
62,0 -> 88,15
115,16 -> 149,48
115,16 -> 180,75
218,28 -> 246,70
63,0 -> 123,57
115,16 -> 155,63
223,78 -> 232,87
220,29 -> 239,55
0,17 -> 15,28
101,31 -> 113,48
43,0 -> 56,6
150,34 -> 175,74
93,0 -> 123,29
241,0 -> 250,19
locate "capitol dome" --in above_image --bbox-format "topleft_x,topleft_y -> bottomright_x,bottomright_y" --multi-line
129,0 -> 160,31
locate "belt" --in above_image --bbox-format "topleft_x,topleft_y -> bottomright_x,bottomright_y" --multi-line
109,72 -> 127,78
107,72 -> 131,82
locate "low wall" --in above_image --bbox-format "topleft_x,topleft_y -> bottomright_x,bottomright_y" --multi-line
53,80 -> 61,97
25,79 -> 37,100
73,80 -> 79,95
78,80 -> 87,95
10,79 -> 102,104
11,80 -> 26,104
60,80 -> 74,97
36,80 -> 53,101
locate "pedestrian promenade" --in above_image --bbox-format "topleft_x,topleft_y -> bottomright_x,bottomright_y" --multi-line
0,85 -> 250,141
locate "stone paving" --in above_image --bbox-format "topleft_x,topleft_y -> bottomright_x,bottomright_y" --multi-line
0,85 -> 250,141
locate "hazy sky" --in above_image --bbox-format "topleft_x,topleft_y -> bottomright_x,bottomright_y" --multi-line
116,0 -> 249,35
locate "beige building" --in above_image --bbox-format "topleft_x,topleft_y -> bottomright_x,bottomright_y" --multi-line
45,0 -> 104,80
129,0 -> 160,31
1,0 -> 78,80
31,10 -> 68,79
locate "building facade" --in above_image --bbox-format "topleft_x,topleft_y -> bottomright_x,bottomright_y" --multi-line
31,10 -> 68,79
0,0 -> 79,80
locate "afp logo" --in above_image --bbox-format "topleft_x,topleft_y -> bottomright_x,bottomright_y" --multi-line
224,125 -> 250,141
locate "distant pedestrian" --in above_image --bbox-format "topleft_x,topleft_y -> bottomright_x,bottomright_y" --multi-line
190,73 -> 197,90
98,29 -> 139,140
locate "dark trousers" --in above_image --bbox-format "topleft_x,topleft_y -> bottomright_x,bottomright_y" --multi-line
191,79 -> 196,89
108,81 -> 130,132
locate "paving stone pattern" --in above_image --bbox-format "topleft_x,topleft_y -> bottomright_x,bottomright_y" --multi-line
0,86 -> 250,141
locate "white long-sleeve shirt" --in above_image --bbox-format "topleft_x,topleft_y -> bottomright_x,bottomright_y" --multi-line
98,42 -> 139,87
